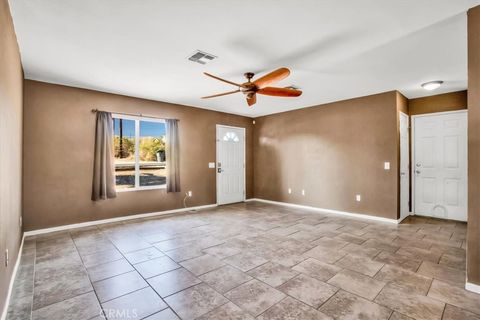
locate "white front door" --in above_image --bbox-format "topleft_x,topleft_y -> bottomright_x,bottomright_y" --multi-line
399,112 -> 410,221
413,111 -> 468,221
216,125 -> 245,205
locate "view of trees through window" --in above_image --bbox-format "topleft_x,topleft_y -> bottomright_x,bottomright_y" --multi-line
113,117 -> 166,189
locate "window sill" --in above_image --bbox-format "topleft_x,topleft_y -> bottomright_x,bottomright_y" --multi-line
116,185 -> 166,193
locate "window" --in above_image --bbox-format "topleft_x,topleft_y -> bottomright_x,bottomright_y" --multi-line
223,131 -> 240,142
113,114 -> 166,191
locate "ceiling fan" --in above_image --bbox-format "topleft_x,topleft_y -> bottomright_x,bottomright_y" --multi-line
201,67 -> 302,107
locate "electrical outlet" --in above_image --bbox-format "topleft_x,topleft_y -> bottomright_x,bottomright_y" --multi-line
5,249 -> 9,267
288,188 -> 292,194
187,191 -> 192,197
356,194 -> 361,202
301,189 -> 305,196
384,162 -> 390,170
208,162 -> 215,168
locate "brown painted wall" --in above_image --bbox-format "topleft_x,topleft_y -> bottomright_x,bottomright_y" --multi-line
253,91 -> 400,219
0,0 -> 23,314
467,5 -> 480,286
409,90 -> 467,115
22,80 -> 254,231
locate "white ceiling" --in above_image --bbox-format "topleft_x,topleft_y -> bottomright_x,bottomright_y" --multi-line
9,0 -> 480,117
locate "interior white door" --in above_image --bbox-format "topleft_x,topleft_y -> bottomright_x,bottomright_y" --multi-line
413,111 -> 467,221
399,112 -> 410,221
216,125 -> 245,205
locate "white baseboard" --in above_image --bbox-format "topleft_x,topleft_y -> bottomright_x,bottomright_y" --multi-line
246,198 -> 401,224
466,281 -> 480,294
24,204 -> 217,237
1,234 -> 25,320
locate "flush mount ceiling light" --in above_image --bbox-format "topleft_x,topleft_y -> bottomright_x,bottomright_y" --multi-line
421,80 -> 444,91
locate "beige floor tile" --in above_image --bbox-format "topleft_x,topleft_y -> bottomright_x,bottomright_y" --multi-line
374,283 -> 445,320
292,257 -> 341,281
327,270 -> 386,300
87,259 -> 134,282
340,243 -> 380,259
224,279 -> 285,316
335,233 -> 366,245
438,253 -> 466,271
9,203 -> 475,320
147,268 -> 201,297
319,290 -> 392,320
303,245 -> 347,264
197,302 -> 255,320
396,247 -> 442,264
179,254 -> 225,276
93,271 -> 148,302
163,245 -> 204,262
81,249 -> 123,268
223,252 -> 269,272
374,264 -> 432,295
335,254 -> 384,277
124,247 -> 164,265
417,261 -> 466,287
199,265 -> 252,293
102,287 -> 167,320
258,297 -> 333,320
389,311 -> 414,320
143,308 -> 180,320
164,283 -> 228,319
134,256 -> 180,279
32,292 -> 101,320
312,237 -> 349,249
427,280 -> 480,315
442,304 -> 480,320
373,251 -> 422,272
362,239 -> 399,253
278,274 -> 338,308
247,262 -> 298,287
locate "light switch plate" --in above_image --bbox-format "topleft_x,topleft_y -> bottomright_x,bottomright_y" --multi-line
384,162 -> 390,170
208,162 -> 215,168
356,194 -> 361,202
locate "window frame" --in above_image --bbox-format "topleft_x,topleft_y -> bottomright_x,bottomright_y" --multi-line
112,113 -> 167,192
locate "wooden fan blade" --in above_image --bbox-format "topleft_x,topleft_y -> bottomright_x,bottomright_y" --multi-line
246,94 -> 257,107
257,87 -> 302,97
204,72 -> 243,87
253,67 -> 290,89
201,89 -> 240,99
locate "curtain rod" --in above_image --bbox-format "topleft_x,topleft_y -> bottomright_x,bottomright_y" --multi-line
91,108 -> 179,121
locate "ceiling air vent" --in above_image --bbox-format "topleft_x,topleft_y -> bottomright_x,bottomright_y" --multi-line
188,50 -> 217,65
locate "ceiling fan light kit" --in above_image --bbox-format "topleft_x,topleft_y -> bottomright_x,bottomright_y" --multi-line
202,67 -> 302,107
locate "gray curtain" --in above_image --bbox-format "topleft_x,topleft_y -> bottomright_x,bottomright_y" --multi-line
92,112 -> 117,200
166,119 -> 180,192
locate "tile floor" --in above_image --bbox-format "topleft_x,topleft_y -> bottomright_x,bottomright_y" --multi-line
6,201 -> 479,320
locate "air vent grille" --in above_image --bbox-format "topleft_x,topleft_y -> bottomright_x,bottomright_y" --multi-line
188,50 -> 217,65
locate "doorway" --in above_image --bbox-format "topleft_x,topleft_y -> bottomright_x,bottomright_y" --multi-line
412,110 -> 468,221
216,125 -> 246,205
399,112 -> 410,221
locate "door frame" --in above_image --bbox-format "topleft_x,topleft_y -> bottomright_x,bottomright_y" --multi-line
399,111 -> 410,222
216,124 -> 246,205
411,109 -> 468,217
